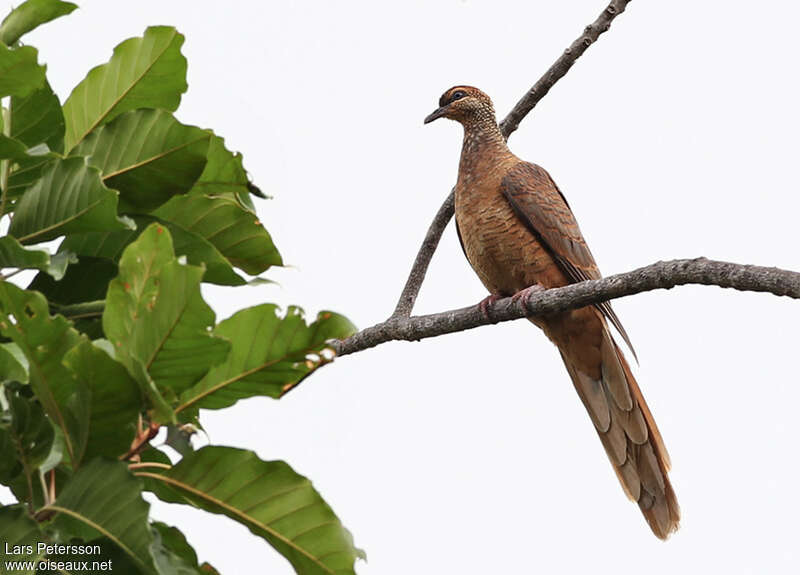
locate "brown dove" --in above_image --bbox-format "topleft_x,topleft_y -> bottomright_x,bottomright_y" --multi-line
424,85 -> 679,539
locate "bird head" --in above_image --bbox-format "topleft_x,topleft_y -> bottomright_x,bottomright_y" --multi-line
424,86 -> 496,126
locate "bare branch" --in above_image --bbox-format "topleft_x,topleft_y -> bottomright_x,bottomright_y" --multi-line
499,0 -> 633,139
391,192 -> 454,317
334,258 -> 800,357
392,0 -> 634,318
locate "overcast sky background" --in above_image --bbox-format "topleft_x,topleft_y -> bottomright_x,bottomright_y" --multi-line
2,0 -> 800,573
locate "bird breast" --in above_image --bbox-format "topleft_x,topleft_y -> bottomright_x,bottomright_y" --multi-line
455,159 -> 568,296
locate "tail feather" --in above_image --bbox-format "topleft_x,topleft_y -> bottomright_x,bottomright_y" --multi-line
559,324 -> 680,539
615,342 -> 680,537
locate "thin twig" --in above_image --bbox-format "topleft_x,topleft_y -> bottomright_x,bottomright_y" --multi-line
333,258 -> 800,357
499,0 -> 633,139
391,192 -> 455,317
120,420 -> 160,461
391,0 -> 634,318
1,268 -> 24,280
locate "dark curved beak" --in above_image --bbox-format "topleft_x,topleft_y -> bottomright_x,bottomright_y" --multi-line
424,106 -> 448,125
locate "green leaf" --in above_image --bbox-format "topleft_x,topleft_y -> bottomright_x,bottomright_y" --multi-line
0,236 -> 72,280
0,0 -> 77,46
0,391 -> 55,487
155,194 -> 282,275
47,458 -> 156,573
45,251 -> 76,281
176,305 -> 355,414
32,209 -> 248,315
151,522 -> 206,575
0,236 -> 47,273
0,505 -> 45,574
11,78 -> 65,153
73,109 -> 210,212
138,446 -> 364,575
0,43 -> 45,98
3,79 -> 66,206
141,217 -> 245,286
129,358 -> 175,425
0,134 -> 29,159
4,153 -> 56,207
58,229 -> 135,261
8,156 -> 134,244
0,429 -> 20,487
0,282 -> 88,466
0,138 -> 60,210
63,340 -> 142,460
0,142 -> 61,213
63,25 -> 187,151
190,135 -> 259,210
103,224 -> 230,411
0,343 -> 27,383
11,397 -> 55,472
59,215 -> 246,286
28,256 -> 116,306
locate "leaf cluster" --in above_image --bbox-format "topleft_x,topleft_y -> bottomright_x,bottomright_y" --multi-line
0,2 -> 361,573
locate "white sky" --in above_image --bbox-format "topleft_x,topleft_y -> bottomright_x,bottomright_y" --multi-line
3,1 -> 800,573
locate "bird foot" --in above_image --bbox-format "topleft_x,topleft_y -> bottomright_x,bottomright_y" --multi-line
511,284 -> 546,308
477,294 -> 501,320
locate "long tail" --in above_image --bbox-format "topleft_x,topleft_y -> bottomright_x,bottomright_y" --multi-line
557,321 -> 680,539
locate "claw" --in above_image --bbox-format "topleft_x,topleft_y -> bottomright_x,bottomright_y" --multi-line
511,284 -> 546,308
477,294 -> 501,320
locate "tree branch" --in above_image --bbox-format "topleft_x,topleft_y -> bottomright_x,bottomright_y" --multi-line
391,192 -> 454,317
499,0 -> 633,139
391,0 -> 634,318
334,258 -> 800,357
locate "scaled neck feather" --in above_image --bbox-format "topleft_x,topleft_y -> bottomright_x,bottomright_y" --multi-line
459,115 -> 510,177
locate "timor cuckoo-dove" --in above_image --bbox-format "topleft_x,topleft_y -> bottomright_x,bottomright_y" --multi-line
424,85 -> 680,539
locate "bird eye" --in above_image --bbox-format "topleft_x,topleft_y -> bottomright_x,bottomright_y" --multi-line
450,90 -> 466,102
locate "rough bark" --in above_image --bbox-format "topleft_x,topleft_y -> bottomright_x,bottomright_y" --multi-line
334,259 -> 800,357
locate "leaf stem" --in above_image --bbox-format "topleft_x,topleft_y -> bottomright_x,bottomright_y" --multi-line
48,469 -> 56,502
127,462 -> 171,471
51,299 -> 106,319
0,98 -> 11,220
38,469 -> 50,506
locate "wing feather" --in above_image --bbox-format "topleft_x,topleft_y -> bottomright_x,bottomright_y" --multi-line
500,162 -> 637,359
